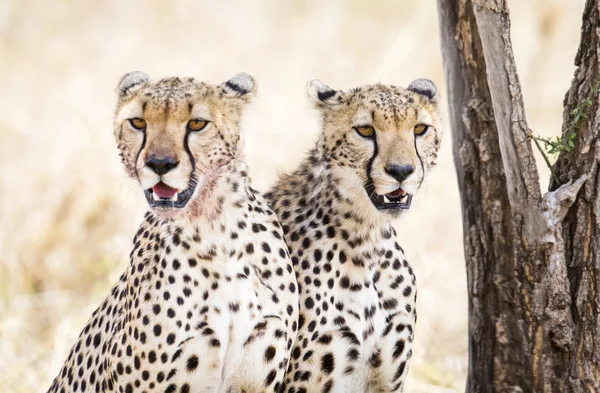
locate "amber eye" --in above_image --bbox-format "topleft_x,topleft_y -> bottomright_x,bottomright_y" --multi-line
355,125 -> 375,138
187,119 -> 208,132
414,124 -> 429,136
129,118 -> 146,130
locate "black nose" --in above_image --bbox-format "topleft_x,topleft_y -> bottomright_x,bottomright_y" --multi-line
145,155 -> 179,175
385,164 -> 415,183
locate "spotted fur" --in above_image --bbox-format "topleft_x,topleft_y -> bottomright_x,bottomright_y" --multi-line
47,73 -> 299,393
266,79 -> 441,392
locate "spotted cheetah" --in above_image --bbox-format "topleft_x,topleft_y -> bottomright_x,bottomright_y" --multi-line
47,72 -> 299,393
265,79 -> 441,393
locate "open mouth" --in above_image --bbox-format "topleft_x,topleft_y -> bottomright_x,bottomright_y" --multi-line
365,183 -> 413,210
143,181 -> 196,209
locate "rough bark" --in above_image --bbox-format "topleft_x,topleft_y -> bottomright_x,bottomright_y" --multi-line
552,0 -> 600,389
437,0 -> 600,391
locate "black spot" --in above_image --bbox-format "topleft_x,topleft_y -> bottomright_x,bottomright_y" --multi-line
394,361 -> 407,382
264,346 -> 277,362
264,370 -> 277,386
369,350 -> 382,368
340,276 -> 350,289
320,353 -> 335,374
318,334 -> 332,344
166,333 -> 176,345
346,347 -> 360,361
93,333 -> 101,348
304,297 -> 315,309
326,226 -> 336,238
187,355 -> 199,371
292,346 -> 301,359
165,384 -> 177,393
393,339 -> 406,359
383,298 -> 398,310
262,242 -> 271,253
302,237 -> 311,248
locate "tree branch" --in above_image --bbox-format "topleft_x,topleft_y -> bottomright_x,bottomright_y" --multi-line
471,0 -> 542,210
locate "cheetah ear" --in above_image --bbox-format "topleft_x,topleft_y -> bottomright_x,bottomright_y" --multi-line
407,78 -> 439,104
307,80 -> 345,107
117,71 -> 151,97
221,73 -> 257,100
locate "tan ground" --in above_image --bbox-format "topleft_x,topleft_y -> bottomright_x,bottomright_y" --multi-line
0,1 -> 584,392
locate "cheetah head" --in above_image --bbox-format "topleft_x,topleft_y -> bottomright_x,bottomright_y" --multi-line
113,72 -> 256,214
308,79 -> 441,217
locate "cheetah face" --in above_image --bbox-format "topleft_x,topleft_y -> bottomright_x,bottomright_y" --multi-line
113,72 -> 255,214
308,79 -> 441,217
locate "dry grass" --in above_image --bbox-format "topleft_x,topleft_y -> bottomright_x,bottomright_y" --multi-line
0,0 -> 584,392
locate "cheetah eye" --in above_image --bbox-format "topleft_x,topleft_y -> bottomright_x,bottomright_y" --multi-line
413,124 -> 429,136
355,125 -> 375,138
129,118 -> 147,131
187,119 -> 208,132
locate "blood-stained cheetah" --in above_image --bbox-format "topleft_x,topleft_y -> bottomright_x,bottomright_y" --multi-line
47,72 -> 299,393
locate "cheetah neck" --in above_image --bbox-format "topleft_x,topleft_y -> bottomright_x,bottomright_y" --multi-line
132,159 -> 259,263
291,148 -> 391,232
269,149 -> 395,277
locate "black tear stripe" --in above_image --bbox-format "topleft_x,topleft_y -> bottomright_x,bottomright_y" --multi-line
184,127 -> 196,177
317,89 -> 336,101
134,127 -> 147,181
134,103 -> 148,180
413,135 -> 425,186
365,134 -> 379,193
225,81 -> 248,95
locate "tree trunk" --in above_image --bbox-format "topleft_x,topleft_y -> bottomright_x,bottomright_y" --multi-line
552,0 -> 600,388
436,0 -> 600,391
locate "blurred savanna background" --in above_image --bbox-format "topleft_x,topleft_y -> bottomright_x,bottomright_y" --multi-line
0,0 -> 586,391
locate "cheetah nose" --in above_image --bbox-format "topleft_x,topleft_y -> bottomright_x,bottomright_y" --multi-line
385,164 -> 415,183
146,155 -> 179,176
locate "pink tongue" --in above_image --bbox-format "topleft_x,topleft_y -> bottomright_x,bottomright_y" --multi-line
387,188 -> 405,198
153,182 -> 178,199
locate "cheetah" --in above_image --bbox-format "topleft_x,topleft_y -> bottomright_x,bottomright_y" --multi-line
47,72 -> 299,393
265,79 -> 441,393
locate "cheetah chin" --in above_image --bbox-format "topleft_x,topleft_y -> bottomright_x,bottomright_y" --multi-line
364,183 -> 413,210
143,179 -> 198,209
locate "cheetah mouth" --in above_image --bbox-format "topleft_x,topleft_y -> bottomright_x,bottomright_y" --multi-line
365,183 -> 412,210
144,181 -> 197,208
